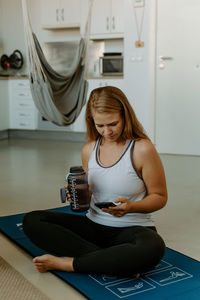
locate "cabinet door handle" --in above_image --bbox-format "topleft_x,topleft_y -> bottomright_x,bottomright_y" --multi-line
106,17 -> 109,31
19,103 -> 28,107
56,8 -> 59,22
112,16 -> 115,30
159,56 -> 173,61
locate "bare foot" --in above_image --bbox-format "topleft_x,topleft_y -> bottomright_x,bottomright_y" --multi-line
33,254 -> 74,273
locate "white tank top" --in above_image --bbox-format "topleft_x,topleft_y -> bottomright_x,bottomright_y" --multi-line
86,138 -> 154,227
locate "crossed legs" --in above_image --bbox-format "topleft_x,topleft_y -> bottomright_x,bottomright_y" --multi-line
23,210 -> 165,276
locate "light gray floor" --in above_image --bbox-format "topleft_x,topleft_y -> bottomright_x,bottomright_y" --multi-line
0,139 -> 200,300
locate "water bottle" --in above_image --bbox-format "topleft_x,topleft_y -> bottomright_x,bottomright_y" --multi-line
60,166 -> 90,212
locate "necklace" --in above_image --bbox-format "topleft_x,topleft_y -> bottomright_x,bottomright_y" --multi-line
132,0 -> 145,48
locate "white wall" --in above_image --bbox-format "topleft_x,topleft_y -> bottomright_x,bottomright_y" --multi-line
0,1 -> 9,130
124,0 -> 156,141
0,1 -> 4,55
0,0 -> 26,130
0,0 -> 27,74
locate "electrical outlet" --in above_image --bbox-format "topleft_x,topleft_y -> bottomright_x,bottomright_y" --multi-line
134,0 -> 145,8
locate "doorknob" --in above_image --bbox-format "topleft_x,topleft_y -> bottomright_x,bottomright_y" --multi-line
159,56 -> 173,69
159,56 -> 173,60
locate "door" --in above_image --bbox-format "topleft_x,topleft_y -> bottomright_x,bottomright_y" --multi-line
156,0 -> 200,155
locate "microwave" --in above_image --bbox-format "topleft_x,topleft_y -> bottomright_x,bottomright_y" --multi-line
99,55 -> 123,76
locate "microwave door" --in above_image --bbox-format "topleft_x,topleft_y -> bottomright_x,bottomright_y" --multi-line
100,57 -> 123,76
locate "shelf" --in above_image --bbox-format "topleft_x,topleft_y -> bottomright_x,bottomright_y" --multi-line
90,34 -> 124,41
0,75 -> 28,80
87,75 -> 124,80
42,23 -> 80,30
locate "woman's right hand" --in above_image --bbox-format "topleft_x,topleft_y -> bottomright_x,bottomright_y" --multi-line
64,185 -> 71,203
65,184 -> 92,203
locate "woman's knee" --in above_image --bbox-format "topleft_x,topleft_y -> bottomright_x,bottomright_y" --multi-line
23,210 -> 43,235
136,228 -> 166,265
152,229 -> 166,254
145,229 -> 166,266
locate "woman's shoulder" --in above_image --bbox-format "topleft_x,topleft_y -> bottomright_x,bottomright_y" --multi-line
132,138 -> 160,174
134,138 -> 154,149
82,141 -> 96,158
82,141 -> 96,173
133,138 -> 157,159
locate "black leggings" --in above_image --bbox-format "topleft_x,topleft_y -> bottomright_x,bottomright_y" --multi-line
23,210 -> 166,277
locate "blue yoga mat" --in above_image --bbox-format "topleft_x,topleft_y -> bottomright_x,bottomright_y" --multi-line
0,206 -> 200,300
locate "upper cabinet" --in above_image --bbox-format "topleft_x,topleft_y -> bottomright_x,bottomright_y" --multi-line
40,0 -> 81,30
90,0 -> 124,39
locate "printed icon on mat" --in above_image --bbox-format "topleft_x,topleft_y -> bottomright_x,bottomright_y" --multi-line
146,267 -> 193,286
16,223 -> 23,230
106,278 -> 155,298
89,274 -> 127,285
117,282 -> 143,293
160,271 -> 186,283
102,275 -> 119,282
145,260 -> 172,274
154,260 -> 172,271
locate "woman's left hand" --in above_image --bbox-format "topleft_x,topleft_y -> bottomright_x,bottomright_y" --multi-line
102,198 -> 131,217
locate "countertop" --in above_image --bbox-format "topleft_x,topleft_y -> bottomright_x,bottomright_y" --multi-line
86,75 -> 124,80
0,74 -> 123,80
0,74 -> 28,80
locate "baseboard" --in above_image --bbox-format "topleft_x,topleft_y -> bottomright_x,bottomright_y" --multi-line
7,129 -> 86,142
0,130 -> 8,140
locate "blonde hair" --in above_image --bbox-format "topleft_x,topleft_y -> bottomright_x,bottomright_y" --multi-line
85,86 -> 149,141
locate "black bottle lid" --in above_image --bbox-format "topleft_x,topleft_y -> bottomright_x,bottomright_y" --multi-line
70,166 -> 85,174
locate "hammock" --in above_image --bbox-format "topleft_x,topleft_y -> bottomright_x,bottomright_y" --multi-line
21,0 -> 93,126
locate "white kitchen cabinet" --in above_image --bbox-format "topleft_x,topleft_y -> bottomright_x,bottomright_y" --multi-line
87,78 -> 124,91
9,80 -> 38,130
90,0 -> 124,39
72,105 -> 87,132
0,80 -> 9,131
40,0 -> 81,29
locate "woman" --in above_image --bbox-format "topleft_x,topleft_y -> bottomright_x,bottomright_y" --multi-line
23,86 -> 167,277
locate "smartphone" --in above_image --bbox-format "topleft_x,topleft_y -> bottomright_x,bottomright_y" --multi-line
95,202 -> 117,209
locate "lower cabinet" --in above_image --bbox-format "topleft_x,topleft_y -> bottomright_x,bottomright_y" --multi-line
0,80 -> 9,131
9,79 -> 38,130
